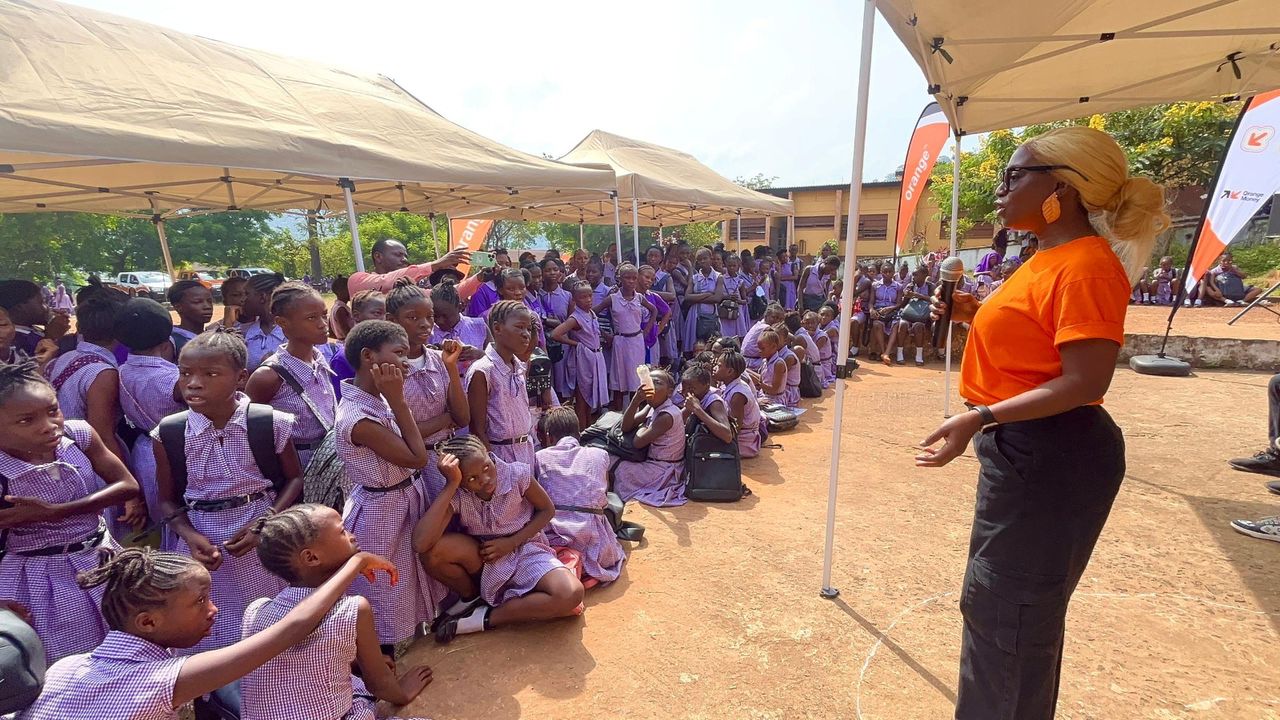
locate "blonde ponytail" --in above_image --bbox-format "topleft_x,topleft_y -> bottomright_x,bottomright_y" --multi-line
1024,127 -> 1171,283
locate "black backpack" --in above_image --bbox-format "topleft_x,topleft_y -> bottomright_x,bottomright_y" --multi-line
683,416 -> 745,502
799,362 -> 823,398
582,410 -> 649,463
0,609 -> 45,714
157,404 -> 287,497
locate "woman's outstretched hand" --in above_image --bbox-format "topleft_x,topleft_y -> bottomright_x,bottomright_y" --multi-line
915,411 -> 982,467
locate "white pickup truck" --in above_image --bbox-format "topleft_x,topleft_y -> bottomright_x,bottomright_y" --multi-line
109,271 -> 172,300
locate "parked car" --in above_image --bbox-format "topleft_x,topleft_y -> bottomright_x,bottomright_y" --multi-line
110,271 -> 172,300
226,267 -> 277,280
178,270 -> 225,301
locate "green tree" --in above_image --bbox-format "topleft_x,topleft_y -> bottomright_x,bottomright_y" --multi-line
734,173 -> 778,190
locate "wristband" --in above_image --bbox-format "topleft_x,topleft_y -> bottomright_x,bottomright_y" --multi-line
971,404 -> 998,429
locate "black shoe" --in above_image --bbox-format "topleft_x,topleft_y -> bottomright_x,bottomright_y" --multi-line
1228,449 -> 1280,478
1267,480 -> 1280,496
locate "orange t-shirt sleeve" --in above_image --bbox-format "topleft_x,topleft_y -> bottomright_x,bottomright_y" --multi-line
1052,276 -> 1129,347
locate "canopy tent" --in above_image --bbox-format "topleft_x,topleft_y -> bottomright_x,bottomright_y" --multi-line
877,0 -> 1280,136
0,0 -> 615,272
462,130 -> 795,260
819,0 -> 1280,597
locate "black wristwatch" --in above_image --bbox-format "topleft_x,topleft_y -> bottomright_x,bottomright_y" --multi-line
971,404 -> 999,430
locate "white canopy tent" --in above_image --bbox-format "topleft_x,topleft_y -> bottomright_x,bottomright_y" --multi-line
821,0 -> 1280,597
0,0 -> 615,273
463,130 -> 795,261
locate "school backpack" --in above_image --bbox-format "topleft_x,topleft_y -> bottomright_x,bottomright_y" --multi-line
762,403 -> 799,432
0,609 -> 45,715
262,358 -> 345,511
799,362 -> 823,398
582,410 -> 649,464
682,416 -> 745,502
157,404 -> 288,498
603,491 -> 645,542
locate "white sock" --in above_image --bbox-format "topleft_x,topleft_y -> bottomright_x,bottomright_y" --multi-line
851,346 -> 860,357
896,348 -> 904,363
915,348 -> 924,363
444,596 -> 477,616
456,606 -> 489,635
1142,293 -> 1150,302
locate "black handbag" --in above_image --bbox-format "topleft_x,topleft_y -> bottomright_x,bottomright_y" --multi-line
748,293 -> 767,320
582,411 -> 649,463
799,362 -> 823,398
526,348 -> 553,398
716,299 -> 739,320
900,297 -> 931,324
695,313 -> 719,341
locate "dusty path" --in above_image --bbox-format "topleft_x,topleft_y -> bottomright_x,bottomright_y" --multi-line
396,364 -> 1280,720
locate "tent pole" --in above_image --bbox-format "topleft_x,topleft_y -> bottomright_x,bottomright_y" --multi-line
736,211 -> 743,255
658,225 -> 663,243
612,192 -> 623,266
579,221 -> 585,250
943,133 -> 962,418
339,178 -> 365,273
631,191 -> 641,264
429,212 -> 440,260
822,0 -> 876,600
146,196 -> 176,279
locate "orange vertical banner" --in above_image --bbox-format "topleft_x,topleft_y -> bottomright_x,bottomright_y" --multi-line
449,218 -> 493,276
894,102 -> 951,252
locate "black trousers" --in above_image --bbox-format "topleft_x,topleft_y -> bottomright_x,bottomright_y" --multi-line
955,406 -> 1125,720
1267,372 -> 1280,445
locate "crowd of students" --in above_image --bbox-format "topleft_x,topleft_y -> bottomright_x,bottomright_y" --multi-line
0,237 -> 847,719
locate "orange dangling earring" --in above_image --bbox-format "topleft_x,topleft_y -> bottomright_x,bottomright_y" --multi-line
1041,192 -> 1061,224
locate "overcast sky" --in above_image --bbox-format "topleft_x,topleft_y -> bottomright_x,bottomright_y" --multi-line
67,0 -> 937,188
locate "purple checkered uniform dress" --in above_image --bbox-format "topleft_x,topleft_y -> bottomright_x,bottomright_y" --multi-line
607,292 -> 645,393
724,377 -> 762,458
538,287 -> 574,398
262,344 -> 337,468
150,395 -> 292,653
796,329 -> 825,387
45,339 -> 117,422
336,381 -> 435,642
536,437 -> 625,584
451,455 -> 564,605
18,631 -> 187,720
818,321 -> 837,384
402,347 -> 457,498
119,355 -> 182,528
0,420 -> 118,663
568,308 -> 609,411
612,400 -> 687,507
719,274 -> 747,338
742,320 -> 769,372
241,589 -> 427,720
464,345 -> 534,467
237,320 -> 288,370
681,269 -> 721,352
431,314 -> 488,376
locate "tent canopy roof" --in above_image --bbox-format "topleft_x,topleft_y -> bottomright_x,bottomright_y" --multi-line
0,0 -> 615,218
878,0 -> 1280,135
464,130 -> 794,226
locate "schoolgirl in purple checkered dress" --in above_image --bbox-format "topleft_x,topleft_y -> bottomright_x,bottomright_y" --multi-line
612,368 -> 688,507
551,285 -> 610,433
466,301 -> 535,467
430,280 -> 491,376
538,258 -> 575,400
0,362 -> 140,663
681,249 -> 725,355
246,283 -> 337,469
535,408 -> 626,586
242,505 -> 432,720
755,329 -> 793,407
741,303 -> 786,373
19,545 -> 397,720
680,363 -> 736,445
334,321 -> 434,655
413,436 -> 582,644
714,351 -> 764,459
720,255 -> 750,339
153,330 -> 303,656
818,305 -> 840,384
597,265 -> 657,404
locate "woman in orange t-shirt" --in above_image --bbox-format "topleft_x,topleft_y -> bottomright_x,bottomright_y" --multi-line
917,127 -> 1170,720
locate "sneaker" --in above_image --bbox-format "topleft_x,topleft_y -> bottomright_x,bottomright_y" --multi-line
1228,449 -> 1280,477
1268,480 -> 1280,496
1230,516 -> 1280,543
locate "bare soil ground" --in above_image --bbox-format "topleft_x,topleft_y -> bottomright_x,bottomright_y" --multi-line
394,364 -> 1280,720
1126,302 -> 1280,341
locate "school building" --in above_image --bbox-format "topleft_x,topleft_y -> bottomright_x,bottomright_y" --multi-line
726,180 -> 996,260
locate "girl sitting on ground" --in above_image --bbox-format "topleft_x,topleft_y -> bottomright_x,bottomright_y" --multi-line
535,407 -> 626,589
715,350 -> 763,458
611,368 -> 688,507
414,436 -> 583,644
241,505 -> 433,720
680,362 -> 735,446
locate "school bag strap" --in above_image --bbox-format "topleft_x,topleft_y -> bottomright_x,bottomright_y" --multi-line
263,358 -> 333,432
157,410 -> 191,500
246,403 -> 287,494
45,353 -> 110,393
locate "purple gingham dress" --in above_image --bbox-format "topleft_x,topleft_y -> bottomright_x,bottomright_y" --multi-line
451,455 -> 564,605
17,631 -> 187,720
796,329 -> 824,386
783,348 -> 802,405
724,377 -> 762,458
241,589 -> 427,720
237,320 -> 288,371
0,420 -> 118,663
607,292 -> 645,393
819,321 -> 837,384
741,320 -> 769,372
538,287 -> 574,399
761,351 -> 796,407
336,381 -> 436,643
536,437 -> 625,584
719,274 -> 746,339
151,395 -> 292,653
45,339 -> 117,422
119,354 -> 182,526
568,308 -> 609,411
681,269 -> 720,351
402,347 -> 457,499
262,345 -> 336,468
612,400 -> 687,507
653,272 -> 679,362
465,345 -> 534,467
431,314 -> 488,376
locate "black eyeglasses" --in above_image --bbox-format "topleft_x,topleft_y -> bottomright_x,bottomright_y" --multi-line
1000,165 -> 1089,190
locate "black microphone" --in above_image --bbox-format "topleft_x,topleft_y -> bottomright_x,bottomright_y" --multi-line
932,256 -> 965,348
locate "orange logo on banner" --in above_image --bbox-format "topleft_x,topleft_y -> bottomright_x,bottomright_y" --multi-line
895,103 -> 951,251
449,218 -> 494,275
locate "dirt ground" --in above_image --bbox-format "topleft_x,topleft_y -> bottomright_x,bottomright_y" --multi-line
387,361 -> 1280,720
1126,302 -> 1280,341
